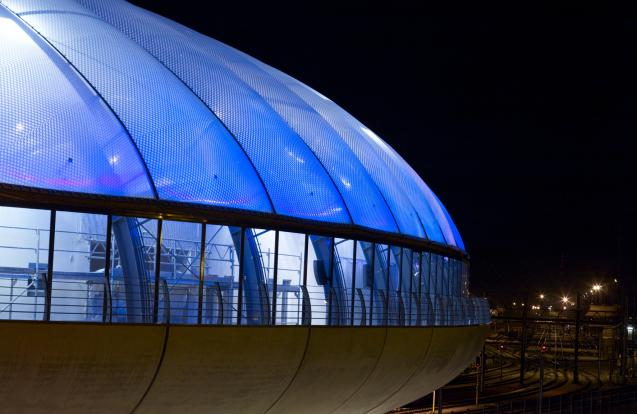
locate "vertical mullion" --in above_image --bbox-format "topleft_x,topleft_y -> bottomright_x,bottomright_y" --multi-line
369,243 -> 375,326
428,254 -> 433,296
327,237 -> 335,325
398,248 -> 404,325
302,234 -> 309,286
236,228 -> 245,326
418,251 -> 423,326
447,257 -> 451,296
153,219 -> 163,324
418,252 -> 423,300
271,230 -> 279,326
197,223 -> 206,324
398,247 -> 403,293
44,209 -> 56,322
103,215 -> 113,323
350,240 -> 357,326
302,234 -> 309,325
407,249 -> 412,326
428,253 -> 432,324
385,245 -> 391,325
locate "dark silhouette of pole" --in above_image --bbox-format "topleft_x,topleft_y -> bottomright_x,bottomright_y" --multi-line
475,358 -> 480,405
598,327 -> 602,383
574,291 -> 581,384
538,349 -> 545,414
480,345 -> 485,393
621,295 -> 628,384
437,387 -> 443,414
520,293 -> 529,385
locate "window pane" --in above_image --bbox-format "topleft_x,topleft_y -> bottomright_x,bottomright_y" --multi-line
333,238 -> 355,326
0,207 -> 50,321
387,246 -> 401,326
372,243 -> 389,326
159,220 -> 201,324
421,252 -> 433,326
351,241 -> 368,326
306,235 -> 331,326
203,224 -> 240,325
276,232 -> 305,325
110,216 -> 157,323
407,251 -> 421,326
51,211 -> 107,322
241,228 -> 274,325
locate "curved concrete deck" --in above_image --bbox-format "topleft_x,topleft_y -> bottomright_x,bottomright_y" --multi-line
0,322 -> 488,414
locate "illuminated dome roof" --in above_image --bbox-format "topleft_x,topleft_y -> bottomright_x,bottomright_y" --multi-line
0,0 -> 464,251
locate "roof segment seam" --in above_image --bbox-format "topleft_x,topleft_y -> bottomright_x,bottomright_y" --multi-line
238,60 -> 406,235
0,2 -> 160,200
208,54 -> 357,226
83,5 -> 283,216
268,69 -> 431,240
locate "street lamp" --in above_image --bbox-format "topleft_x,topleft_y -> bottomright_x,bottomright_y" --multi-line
592,284 -> 602,292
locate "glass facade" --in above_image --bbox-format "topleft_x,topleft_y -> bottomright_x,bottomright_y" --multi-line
0,205 -> 489,326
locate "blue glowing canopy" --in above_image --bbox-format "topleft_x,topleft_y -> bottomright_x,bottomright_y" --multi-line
0,0 -> 464,250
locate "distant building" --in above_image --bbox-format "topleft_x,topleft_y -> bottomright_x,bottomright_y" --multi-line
0,1 -> 490,412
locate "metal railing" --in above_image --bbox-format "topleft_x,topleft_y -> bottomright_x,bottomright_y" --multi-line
0,220 -> 490,326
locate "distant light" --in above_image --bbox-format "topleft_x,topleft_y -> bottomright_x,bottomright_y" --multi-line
562,296 -> 569,304
512,302 -> 517,306
539,293 -> 545,300
592,284 -> 602,292
614,278 -> 618,283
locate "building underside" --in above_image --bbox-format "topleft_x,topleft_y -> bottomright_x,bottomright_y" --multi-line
0,323 -> 488,414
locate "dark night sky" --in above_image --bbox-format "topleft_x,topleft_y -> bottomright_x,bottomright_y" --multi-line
129,2 -> 637,302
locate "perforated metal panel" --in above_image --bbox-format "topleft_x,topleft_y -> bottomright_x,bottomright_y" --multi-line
85,1 -> 396,232
266,66 -> 463,245
263,70 -> 436,240
433,192 -> 465,250
198,39 -> 399,233
0,4 -> 153,197
78,0 -> 350,224
2,0 -> 272,212
1,0 -> 466,250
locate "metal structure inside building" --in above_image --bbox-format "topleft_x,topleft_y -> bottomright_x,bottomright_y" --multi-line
0,1 -> 490,413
